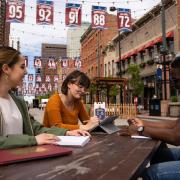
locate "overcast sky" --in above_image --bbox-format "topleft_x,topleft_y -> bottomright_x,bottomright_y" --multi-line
9,0 -> 161,74
10,0 -> 161,55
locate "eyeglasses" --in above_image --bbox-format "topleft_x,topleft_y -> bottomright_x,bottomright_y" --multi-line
73,83 -> 87,92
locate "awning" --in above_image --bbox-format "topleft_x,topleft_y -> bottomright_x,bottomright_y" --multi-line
136,45 -> 145,53
166,30 -> 174,38
144,40 -> 154,49
153,36 -> 162,44
116,30 -> 174,62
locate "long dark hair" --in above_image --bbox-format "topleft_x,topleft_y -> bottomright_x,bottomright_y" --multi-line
61,70 -> 90,95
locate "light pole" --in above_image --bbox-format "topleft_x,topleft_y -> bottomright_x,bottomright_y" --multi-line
110,6 -> 123,104
161,0 -> 168,100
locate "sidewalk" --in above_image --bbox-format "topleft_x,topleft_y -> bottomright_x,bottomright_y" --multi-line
29,108 -> 178,126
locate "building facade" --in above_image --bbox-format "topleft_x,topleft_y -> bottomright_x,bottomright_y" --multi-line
103,0 -> 178,108
67,22 -> 90,58
81,14 -> 118,78
0,1 -> 10,46
39,43 -> 67,93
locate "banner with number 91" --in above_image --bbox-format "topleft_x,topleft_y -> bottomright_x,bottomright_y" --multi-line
36,0 -> 54,25
65,3 -> 82,27
6,0 -> 25,23
117,8 -> 132,32
91,6 -> 107,29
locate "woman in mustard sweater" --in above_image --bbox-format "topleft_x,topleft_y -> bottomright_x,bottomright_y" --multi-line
0,47 -> 89,149
43,70 -> 99,131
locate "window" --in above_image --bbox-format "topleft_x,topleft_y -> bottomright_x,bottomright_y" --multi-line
112,60 -> 114,76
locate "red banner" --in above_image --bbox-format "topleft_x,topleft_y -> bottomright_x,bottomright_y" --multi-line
28,74 -> 34,82
117,8 -> 132,32
91,6 -> 107,29
34,56 -> 42,68
47,57 -> 56,69
65,3 -> 81,27
54,75 -> 59,83
24,56 -> 28,67
36,75 -> 42,82
6,0 -> 25,23
45,75 -> 51,82
36,0 -> 54,25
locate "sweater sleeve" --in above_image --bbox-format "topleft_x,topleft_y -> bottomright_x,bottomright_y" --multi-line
44,95 -> 80,130
0,134 -> 37,149
78,101 -> 90,124
31,116 -> 68,135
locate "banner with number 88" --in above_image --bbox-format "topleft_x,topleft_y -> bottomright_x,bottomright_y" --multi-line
36,0 -> 54,25
91,6 -> 107,29
6,0 -> 25,23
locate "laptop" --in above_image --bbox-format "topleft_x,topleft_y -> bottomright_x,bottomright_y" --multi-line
0,145 -> 72,165
90,115 -> 120,134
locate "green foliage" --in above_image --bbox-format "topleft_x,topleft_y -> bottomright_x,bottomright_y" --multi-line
89,83 -> 97,93
37,93 -> 52,101
171,96 -> 178,102
127,64 -> 144,97
109,85 -> 119,97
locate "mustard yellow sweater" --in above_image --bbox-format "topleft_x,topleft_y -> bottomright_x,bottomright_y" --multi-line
43,93 -> 89,130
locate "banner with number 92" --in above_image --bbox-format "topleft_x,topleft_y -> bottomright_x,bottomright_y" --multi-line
36,0 -> 54,25
91,5 -> 107,29
65,3 -> 82,27
117,8 -> 132,32
6,0 -> 25,23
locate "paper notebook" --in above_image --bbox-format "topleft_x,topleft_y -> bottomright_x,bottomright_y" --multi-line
54,136 -> 90,147
0,145 -> 72,165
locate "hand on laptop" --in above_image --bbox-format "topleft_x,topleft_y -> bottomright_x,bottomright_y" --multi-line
80,116 -> 100,131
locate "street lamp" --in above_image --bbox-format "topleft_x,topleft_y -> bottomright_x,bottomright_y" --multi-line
159,0 -> 172,100
110,6 -> 123,104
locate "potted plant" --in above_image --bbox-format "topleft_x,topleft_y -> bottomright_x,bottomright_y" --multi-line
169,96 -> 180,117
147,59 -> 154,65
139,62 -> 146,68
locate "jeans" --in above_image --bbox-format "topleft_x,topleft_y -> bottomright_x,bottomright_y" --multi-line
142,144 -> 180,180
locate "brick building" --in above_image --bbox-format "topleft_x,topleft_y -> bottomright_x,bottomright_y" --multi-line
0,1 -> 10,46
103,0 -> 179,111
80,14 -> 118,78
39,43 -> 67,93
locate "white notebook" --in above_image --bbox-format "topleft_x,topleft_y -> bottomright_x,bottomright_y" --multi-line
54,136 -> 90,147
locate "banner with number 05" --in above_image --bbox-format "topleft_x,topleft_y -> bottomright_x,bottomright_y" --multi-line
6,0 -> 25,23
91,6 -> 107,29
117,8 -> 132,32
36,0 -> 54,25
65,3 -> 82,27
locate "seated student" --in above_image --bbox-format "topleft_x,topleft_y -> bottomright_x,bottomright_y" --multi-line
124,55 -> 180,180
0,47 -> 89,149
43,70 -> 99,131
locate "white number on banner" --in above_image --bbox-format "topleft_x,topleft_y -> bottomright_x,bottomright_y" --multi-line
119,15 -> 130,28
9,5 -> 22,19
93,14 -> 105,26
39,9 -> 51,22
69,11 -> 78,24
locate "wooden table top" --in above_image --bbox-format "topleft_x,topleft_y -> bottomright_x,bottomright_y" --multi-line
0,133 -> 160,180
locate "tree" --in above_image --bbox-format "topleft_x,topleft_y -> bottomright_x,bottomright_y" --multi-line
127,64 -> 144,97
109,85 -> 120,104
